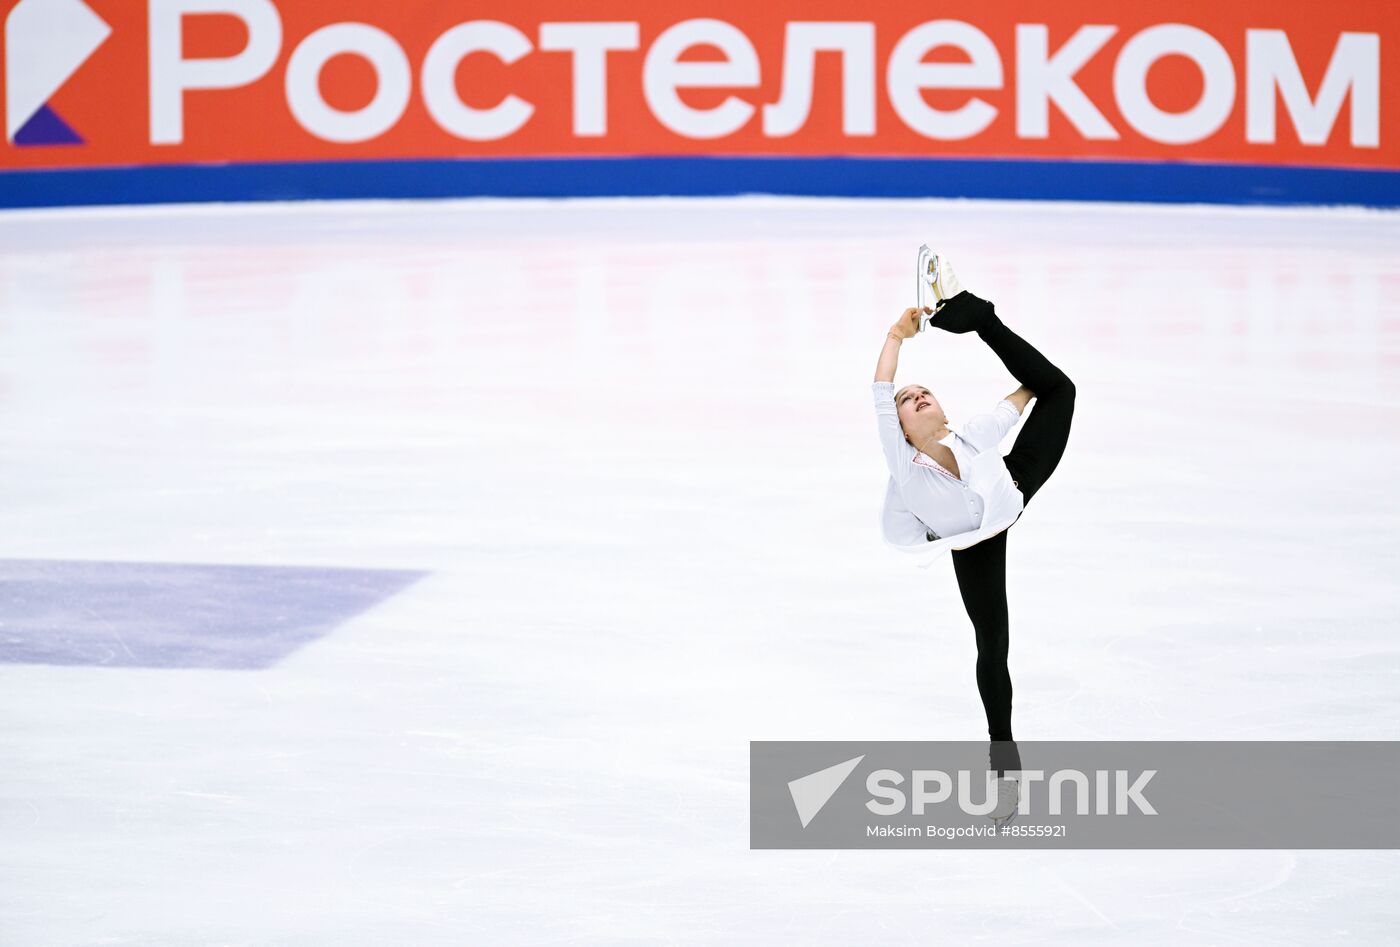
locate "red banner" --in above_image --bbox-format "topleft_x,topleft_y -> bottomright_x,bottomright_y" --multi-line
2,0 -> 1395,170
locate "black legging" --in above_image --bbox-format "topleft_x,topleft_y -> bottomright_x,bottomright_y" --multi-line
931,292 -> 1077,775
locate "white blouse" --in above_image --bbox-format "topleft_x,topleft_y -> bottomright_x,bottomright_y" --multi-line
872,381 -> 1027,565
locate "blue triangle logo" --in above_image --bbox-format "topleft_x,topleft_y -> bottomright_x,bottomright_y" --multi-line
13,104 -> 84,146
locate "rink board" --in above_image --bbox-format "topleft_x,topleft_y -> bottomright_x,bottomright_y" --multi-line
3,156 -> 1400,209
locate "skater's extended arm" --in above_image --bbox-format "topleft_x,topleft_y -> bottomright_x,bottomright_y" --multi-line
874,307 -> 926,383
961,385 -> 1034,452
872,308 -> 927,482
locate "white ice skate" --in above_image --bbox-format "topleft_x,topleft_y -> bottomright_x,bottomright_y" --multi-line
988,777 -> 1020,827
915,245 -> 966,333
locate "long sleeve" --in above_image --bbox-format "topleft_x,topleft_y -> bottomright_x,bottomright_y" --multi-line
873,381 -> 915,483
958,399 -> 1023,453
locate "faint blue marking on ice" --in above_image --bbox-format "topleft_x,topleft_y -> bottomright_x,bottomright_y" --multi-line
0,559 -> 426,669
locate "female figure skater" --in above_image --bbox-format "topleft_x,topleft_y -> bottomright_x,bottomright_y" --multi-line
873,253 -> 1076,818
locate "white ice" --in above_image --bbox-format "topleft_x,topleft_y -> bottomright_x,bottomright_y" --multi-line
1,196 -> 1399,944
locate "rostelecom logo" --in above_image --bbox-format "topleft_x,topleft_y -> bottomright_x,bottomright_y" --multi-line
5,0 -> 111,145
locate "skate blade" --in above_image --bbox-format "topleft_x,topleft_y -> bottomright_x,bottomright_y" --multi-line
915,244 -> 940,329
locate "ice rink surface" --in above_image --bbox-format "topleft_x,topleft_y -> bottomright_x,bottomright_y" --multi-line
1,195 -> 1398,944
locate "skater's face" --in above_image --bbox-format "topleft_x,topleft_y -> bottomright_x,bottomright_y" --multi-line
896,385 -> 947,440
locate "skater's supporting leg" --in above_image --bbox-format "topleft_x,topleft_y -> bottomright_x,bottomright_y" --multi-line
950,530 -> 1022,775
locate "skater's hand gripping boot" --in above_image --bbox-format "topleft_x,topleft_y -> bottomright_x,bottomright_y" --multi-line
890,307 -> 930,340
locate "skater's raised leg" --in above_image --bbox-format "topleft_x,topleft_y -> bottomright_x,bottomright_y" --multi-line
931,279 -> 1076,504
